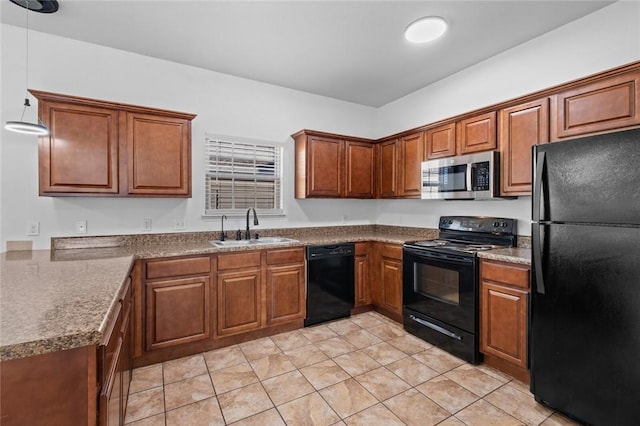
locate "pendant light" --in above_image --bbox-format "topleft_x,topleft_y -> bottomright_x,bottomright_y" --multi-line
4,0 -> 59,136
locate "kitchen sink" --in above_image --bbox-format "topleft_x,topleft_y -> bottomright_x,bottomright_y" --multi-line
209,236 -> 299,247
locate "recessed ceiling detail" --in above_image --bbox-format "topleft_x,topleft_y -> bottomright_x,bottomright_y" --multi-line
405,16 -> 448,44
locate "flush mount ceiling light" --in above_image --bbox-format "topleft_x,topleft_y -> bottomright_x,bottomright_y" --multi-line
404,16 -> 448,44
5,0 -> 58,136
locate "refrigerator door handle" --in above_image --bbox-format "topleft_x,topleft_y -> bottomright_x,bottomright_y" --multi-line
532,150 -> 546,222
532,223 -> 545,294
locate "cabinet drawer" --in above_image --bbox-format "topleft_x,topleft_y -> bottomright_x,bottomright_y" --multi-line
481,260 -> 530,289
217,251 -> 262,270
267,247 -> 304,265
381,244 -> 402,260
146,256 -> 211,279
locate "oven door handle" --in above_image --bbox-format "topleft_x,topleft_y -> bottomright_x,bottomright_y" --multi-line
409,315 -> 462,341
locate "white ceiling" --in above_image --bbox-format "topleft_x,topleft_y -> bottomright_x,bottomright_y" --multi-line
1,0 -> 615,107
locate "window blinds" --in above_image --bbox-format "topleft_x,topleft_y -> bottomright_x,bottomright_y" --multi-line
205,136 -> 283,215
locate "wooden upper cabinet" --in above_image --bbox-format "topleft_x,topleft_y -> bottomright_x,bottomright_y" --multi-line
31,90 -> 195,197
398,132 -> 424,198
345,141 -> 375,198
37,101 -> 119,195
425,123 -> 456,159
378,139 -> 398,198
293,130 -> 374,198
125,113 -> 191,196
551,70 -> 640,141
457,111 -> 497,154
499,98 -> 549,196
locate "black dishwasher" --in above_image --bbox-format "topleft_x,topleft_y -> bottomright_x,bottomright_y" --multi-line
305,243 -> 355,327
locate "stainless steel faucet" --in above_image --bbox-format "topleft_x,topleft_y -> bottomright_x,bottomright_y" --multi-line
245,208 -> 259,239
220,214 -> 228,241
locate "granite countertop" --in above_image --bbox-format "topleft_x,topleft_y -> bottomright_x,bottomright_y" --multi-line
0,225 -> 530,361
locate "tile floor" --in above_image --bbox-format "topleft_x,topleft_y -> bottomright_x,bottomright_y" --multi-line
124,312 -> 580,426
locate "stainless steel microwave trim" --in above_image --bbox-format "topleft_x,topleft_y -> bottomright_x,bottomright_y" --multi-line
421,151 -> 505,200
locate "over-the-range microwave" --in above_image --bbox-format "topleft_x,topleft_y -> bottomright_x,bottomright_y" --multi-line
421,151 -> 508,200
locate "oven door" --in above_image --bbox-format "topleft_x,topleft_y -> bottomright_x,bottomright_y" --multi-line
402,246 -> 477,333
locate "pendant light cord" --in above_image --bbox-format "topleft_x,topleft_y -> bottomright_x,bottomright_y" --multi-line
19,0 -> 31,122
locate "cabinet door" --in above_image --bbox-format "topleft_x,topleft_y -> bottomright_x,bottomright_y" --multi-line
354,248 -> 371,307
216,268 -> 262,336
380,257 -> 403,316
38,101 -> 119,195
499,98 -> 549,196
425,123 -> 456,159
306,136 -> 343,197
457,111 -> 497,154
345,141 -> 375,198
145,276 -> 211,351
378,140 -> 398,198
551,70 -> 640,141
266,263 -> 305,325
125,112 -> 191,196
398,132 -> 424,198
480,282 -> 528,369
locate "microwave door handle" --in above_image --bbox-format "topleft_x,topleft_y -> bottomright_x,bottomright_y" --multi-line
466,163 -> 473,191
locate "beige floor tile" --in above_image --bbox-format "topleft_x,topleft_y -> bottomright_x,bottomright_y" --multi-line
361,342 -> 407,365
300,324 -> 339,342
284,343 -> 329,368
319,378 -> 378,418
229,408 -> 285,426
262,370 -> 315,405
326,318 -> 362,335
438,416 -> 467,426
333,350 -> 381,376
340,329 -> 383,349
508,378 -> 532,395
249,352 -> 296,381
217,382 -> 274,424
387,334 -> 433,355
412,347 -> 465,373
164,373 -> 215,411
239,337 -> 281,361
163,354 -> 208,384
475,363 -> 514,384
350,313 -> 386,329
129,364 -> 164,394
416,376 -> 479,414
540,412 -> 582,426
277,392 -> 340,426
354,367 -> 411,401
455,399 -> 524,426
210,362 -> 259,394
386,356 -> 440,386
316,336 -> 357,358
444,364 -> 505,397
124,386 -> 165,424
344,403 -> 405,426
204,345 -> 247,372
300,359 -> 351,390
271,330 -> 312,351
484,383 -> 553,425
384,388 -> 450,426
165,397 -> 225,426
125,412 -> 165,426
368,323 -> 407,341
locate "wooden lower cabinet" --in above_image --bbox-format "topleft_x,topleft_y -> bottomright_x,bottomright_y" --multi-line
371,243 -> 403,322
216,268 -> 263,336
480,259 -> 530,383
354,242 -> 371,308
266,262 -> 305,325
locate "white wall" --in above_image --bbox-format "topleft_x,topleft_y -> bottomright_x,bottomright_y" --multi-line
0,25 -> 380,249
374,1 -> 640,236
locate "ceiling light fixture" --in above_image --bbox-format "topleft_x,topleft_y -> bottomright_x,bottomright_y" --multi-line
5,0 -> 59,136
404,16 -> 448,44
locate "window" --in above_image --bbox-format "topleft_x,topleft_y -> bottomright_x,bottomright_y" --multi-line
205,134 -> 283,216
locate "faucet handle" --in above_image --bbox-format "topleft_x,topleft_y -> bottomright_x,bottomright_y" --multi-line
236,229 -> 242,240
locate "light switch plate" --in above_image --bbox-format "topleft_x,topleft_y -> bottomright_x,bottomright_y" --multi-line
76,220 -> 87,234
27,221 -> 40,236
142,218 -> 152,232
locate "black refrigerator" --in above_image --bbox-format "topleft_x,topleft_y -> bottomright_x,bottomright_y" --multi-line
530,127 -> 640,425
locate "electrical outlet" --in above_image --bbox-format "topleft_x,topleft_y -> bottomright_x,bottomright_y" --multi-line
75,220 -> 87,234
27,221 -> 40,236
173,219 -> 186,230
142,218 -> 152,232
